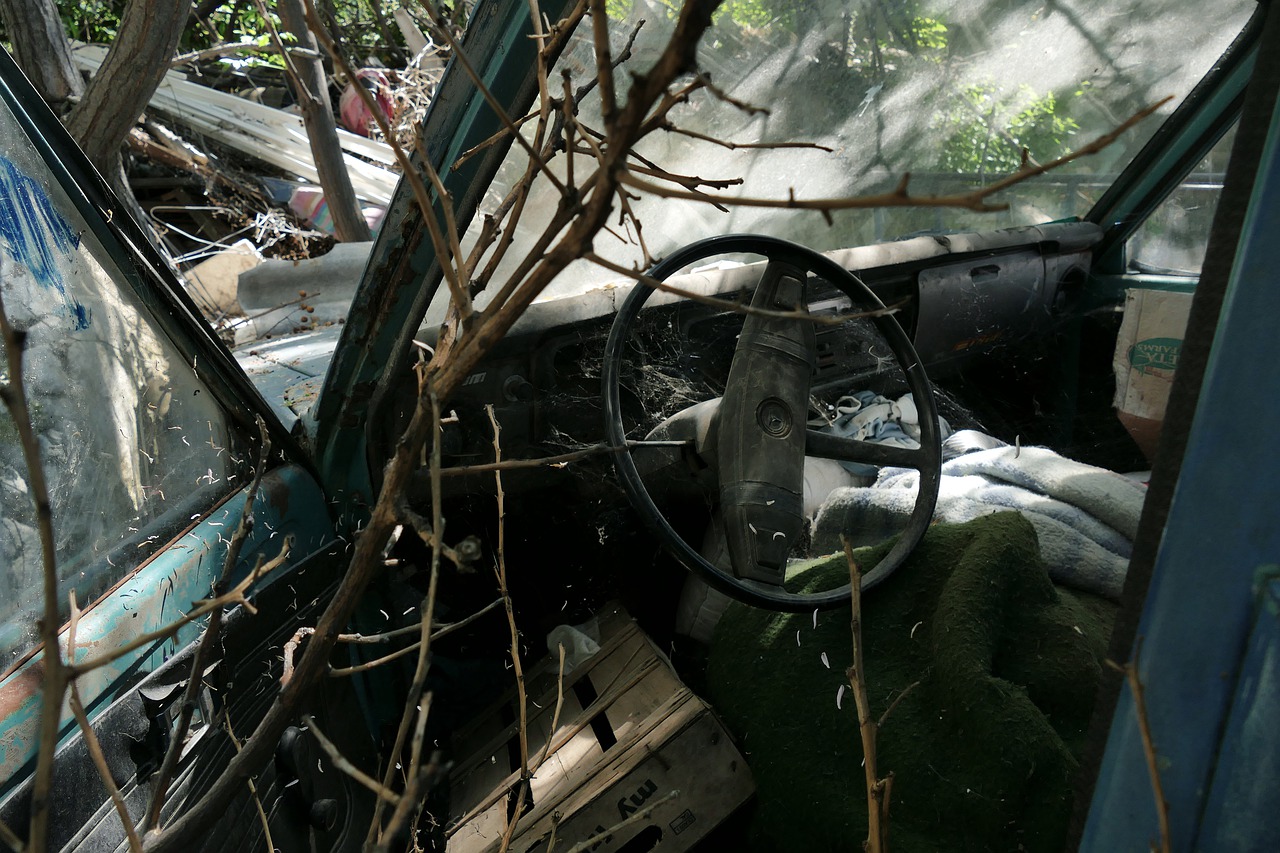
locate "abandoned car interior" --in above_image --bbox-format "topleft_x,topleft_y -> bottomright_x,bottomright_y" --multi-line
0,0 -> 1277,851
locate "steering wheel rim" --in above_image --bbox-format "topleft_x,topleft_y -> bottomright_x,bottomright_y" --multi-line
603,235 -> 942,611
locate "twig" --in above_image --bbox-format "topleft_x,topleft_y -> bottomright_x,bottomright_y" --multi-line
304,716 -> 401,806
416,0 -> 567,195
168,40 -> 317,68
1107,640 -> 1171,853
279,627 -> 314,687
335,597 -> 504,645
438,440 -> 690,478
70,539 -> 294,676
222,712 -> 275,853
583,251 -> 903,327
877,681 -> 920,729
660,121 -> 832,152
67,594 -> 143,853
328,598 -> 504,676
365,390 -> 446,849
487,403 -> 532,853
693,72 -> 768,116
557,791 -> 679,853
622,96 -> 1171,215
303,0 -> 473,319
0,263 -> 68,852
376,696 -> 440,853
588,0 -> 617,130
146,419 -> 272,830
842,536 -> 891,853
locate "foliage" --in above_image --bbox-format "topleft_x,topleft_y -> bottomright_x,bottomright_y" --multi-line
908,15 -> 946,50
52,0 -> 409,68
935,83 -> 1083,175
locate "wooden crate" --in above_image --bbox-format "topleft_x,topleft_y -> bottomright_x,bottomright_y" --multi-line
446,604 -> 753,852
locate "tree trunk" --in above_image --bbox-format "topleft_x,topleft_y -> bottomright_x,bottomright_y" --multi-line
0,0 -> 83,109
65,0 -> 188,182
278,0 -> 373,243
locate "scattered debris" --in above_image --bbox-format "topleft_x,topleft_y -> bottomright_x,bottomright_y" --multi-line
64,34 -> 451,343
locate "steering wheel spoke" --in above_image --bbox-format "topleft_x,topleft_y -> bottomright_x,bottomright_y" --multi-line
804,429 -> 929,470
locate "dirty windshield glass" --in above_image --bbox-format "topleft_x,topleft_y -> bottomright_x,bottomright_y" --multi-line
0,99 -> 250,667
463,0 -> 1252,302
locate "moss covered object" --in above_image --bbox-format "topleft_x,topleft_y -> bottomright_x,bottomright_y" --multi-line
705,512 -> 1117,852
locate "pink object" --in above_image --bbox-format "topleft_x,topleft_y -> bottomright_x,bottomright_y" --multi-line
339,69 -> 394,137
289,186 -> 385,236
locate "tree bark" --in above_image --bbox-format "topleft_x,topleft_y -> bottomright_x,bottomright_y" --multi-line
278,0 -> 373,243
0,0 -> 83,108
65,0 -> 188,181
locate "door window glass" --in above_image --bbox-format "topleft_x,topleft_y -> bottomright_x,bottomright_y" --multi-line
1128,123 -> 1237,276
0,97 -> 248,668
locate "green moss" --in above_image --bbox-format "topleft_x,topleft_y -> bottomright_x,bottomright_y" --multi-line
705,513 -> 1117,852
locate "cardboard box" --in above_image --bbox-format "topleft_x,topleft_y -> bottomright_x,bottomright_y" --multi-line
1113,287 -> 1194,464
446,604 -> 754,853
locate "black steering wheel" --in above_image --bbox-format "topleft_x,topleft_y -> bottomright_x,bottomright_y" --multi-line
603,235 -> 942,612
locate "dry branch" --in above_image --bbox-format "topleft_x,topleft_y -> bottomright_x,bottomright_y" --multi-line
0,262 -> 67,851
146,419 -> 272,830
304,716 -> 402,806
67,595 -> 142,853
842,537 -> 891,853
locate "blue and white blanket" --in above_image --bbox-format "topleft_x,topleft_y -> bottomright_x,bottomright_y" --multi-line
811,445 -> 1146,600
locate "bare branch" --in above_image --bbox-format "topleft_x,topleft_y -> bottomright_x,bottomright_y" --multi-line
168,41 -> 318,68
588,0 -> 617,130
488,404 -> 531,853
0,262 -> 67,851
303,0 -> 473,318
843,537 -> 891,853
71,539 -> 294,677
328,598 -> 505,676
222,713 -> 275,853
439,439 -> 690,478
304,716 -> 402,806
624,96 -> 1172,216
416,0 -> 567,196
364,390 -> 446,848
147,420 -> 272,830
659,121 -> 834,153
583,252 -> 904,327
67,595 -> 142,852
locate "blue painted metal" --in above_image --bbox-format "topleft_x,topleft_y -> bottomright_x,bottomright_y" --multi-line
1081,71 -> 1280,851
0,465 -> 333,796
1196,571 -> 1280,850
